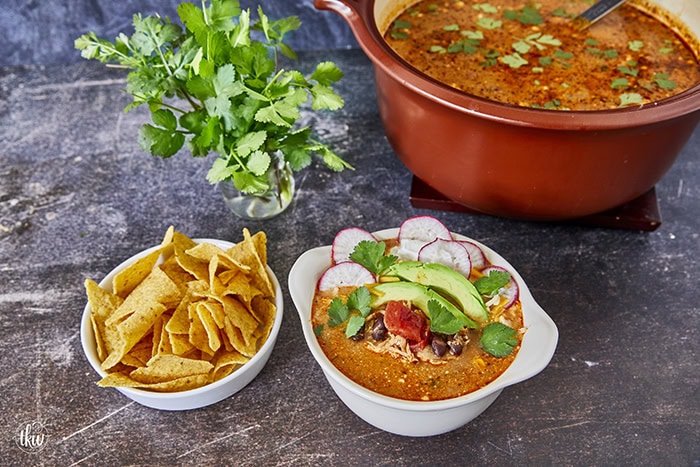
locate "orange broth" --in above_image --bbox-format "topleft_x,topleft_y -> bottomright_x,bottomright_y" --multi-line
383,0 -> 700,110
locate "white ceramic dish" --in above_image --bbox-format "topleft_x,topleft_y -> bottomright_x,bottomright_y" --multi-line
289,228 -> 558,436
81,238 -> 284,411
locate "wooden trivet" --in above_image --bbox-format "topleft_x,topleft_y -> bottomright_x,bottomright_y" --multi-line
409,177 -> 662,231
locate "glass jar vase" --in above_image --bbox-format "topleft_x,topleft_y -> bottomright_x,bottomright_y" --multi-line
219,160 -> 295,220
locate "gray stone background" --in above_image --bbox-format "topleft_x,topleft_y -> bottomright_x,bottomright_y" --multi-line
0,0 -> 357,67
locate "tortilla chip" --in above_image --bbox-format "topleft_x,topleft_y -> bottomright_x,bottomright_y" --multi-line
112,249 -> 162,299
153,314 -> 173,355
226,228 -> 274,297
165,289 -> 194,335
186,242 -> 226,262
188,302 -> 217,356
112,227 -> 172,299
101,302 -> 167,370
159,255 -> 196,293
222,316 -> 254,357
251,296 -> 276,342
98,372 -> 209,392
169,332 -> 195,356
105,267 -> 181,327
199,299 -> 226,328
211,350 -> 250,382
220,270 -> 261,307
130,354 -> 214,384
85,279 -> 124,360
195,301 -> 222,353
121,336 -> 154,368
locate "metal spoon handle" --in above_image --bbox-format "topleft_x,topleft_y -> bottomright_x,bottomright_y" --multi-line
575,0 -> 627,29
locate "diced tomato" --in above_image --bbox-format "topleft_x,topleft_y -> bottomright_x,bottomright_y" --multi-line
384,301 -> 428,345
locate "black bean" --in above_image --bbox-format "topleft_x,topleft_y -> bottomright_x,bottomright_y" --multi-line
431,335 -> 447,357
371,315 -> 387,341
350,323 -> 365,341
448,339 -> 463,356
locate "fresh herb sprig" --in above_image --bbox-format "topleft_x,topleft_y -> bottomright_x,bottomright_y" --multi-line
349,240 -> 398,276
326,286 -> 372,338
480,322 -> 519,357
474,269 -> 511,297
75,0 -> 352,195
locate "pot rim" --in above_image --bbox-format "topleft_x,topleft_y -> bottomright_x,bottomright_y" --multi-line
318,0 -> 700,130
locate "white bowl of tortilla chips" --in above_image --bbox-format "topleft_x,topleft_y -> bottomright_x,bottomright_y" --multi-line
81,227 -> 283,411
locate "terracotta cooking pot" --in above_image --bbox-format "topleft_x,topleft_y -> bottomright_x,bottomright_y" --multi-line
315,0 -> 700,220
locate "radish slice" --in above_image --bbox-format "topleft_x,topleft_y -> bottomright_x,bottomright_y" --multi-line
390,239 -> 426,261
398,215 -> 452,243
317,262 -> 376,291
331,227 -> 377,264
459,240 -> 486,270
481,266 -> 519,308
418,239 -> 472,277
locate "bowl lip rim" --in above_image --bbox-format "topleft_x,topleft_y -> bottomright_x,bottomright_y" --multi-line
290,227 -> 559,412
354,0 -> 700,129
80,237 -> 284,400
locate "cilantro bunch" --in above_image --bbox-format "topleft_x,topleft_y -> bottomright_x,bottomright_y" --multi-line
75,0 -> 351,195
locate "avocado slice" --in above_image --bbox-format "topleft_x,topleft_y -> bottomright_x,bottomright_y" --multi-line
385,261 -> 489,324
370,281 -> 477,333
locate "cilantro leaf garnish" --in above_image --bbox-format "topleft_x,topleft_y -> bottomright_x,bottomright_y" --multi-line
345,315 -> 366,338
326,286 -> 373,338
501,53 -> 528,69
503,6 -> 543,25
654,73 -> 677,90
474,270 -> 511,297
346,286 -> 372,317
428,299 -> 466,334
327,298 -> 349,327
618,93 -> 644,107
480,322 -> 519,357
349,241 -> 398,276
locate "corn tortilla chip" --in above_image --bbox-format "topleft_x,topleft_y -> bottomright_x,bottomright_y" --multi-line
226,228 -> 274,297
188,302 -> 217,356
211,350 -> 250,382
169,332 -> 195,356
105,267 -> 181,327
98,372 -> 209,392
165,289 -> 194,335
101,302 -> 167,370
195,301 -> 222,353
85,279 -> 124,360
130,354 -> 214,384
251,296 -> 276,342
112,249 -> 161,299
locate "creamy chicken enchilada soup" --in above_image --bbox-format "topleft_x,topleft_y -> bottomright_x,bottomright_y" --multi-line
311,217 -> 525,401
383,0 -> 700,110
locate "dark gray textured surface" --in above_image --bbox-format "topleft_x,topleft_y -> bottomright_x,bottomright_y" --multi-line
0,0 -> 356,67
1,49 -> 699,465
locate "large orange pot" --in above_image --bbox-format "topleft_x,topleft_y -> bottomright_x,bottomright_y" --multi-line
315,0 -> 700,220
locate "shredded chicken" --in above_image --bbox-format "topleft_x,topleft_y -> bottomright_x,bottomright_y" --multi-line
366,334 -> 418,363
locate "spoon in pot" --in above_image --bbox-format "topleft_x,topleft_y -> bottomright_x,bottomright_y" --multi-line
573,0 -> 627,30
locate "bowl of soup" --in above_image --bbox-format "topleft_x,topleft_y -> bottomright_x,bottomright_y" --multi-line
288,218 -> 558,436
315,0 -> 700,220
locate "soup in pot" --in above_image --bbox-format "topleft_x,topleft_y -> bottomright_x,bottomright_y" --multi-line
384,0 -> 700,110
